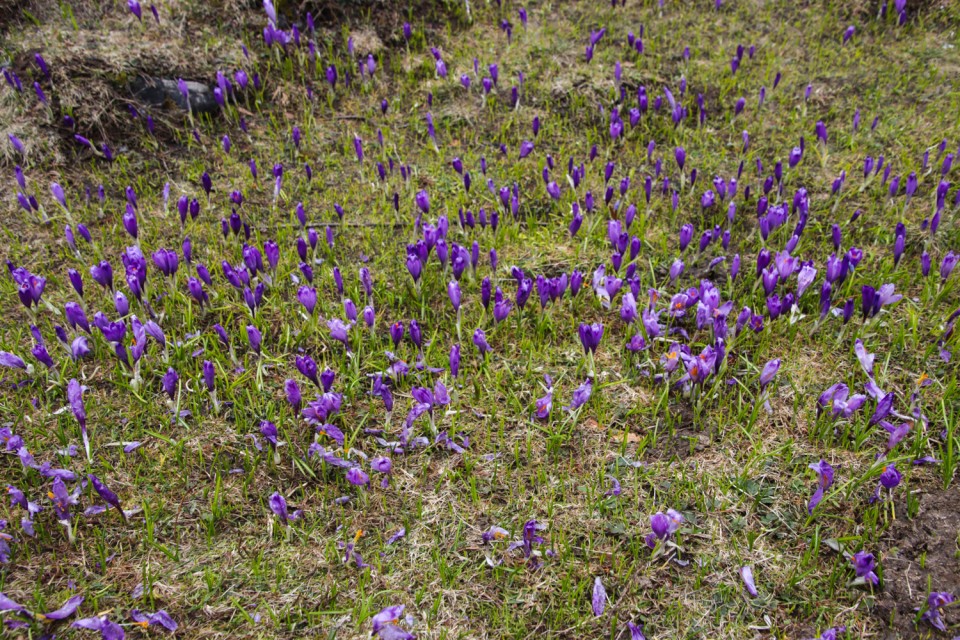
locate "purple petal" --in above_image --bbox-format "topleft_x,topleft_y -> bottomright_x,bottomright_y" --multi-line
40,594 -> 84,620
740,565 -> 758,597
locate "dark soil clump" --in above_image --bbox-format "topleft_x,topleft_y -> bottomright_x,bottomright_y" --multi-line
875,488 -> 960,638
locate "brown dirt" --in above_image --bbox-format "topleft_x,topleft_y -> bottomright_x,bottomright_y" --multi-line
874,487 -> 960,638
0,0 -> 29,33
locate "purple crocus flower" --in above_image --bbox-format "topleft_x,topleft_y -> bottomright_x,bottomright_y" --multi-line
788,146 -> 803,168
592,577 -> 607,616
450,344 -> 460,378
808,459 -> 834,513
13,268 -> 46,308
161,367 -> 179,400
281,380 -> 301,415
851,550 -> 879,585
679,223 -> 694,251
534,375 -> 554,420
327,318 -> 352,351
740,566 -> 758,597
577,323 -> 603,354
382,322 -> 402,350
854,339 -> 874,377
409,320 -> 422,349
473,328 -> 492,357
246,325 -> 262,355
72,615 -> 126,639
842,298 -> 855,324
187,277 -> 207,306
88,474 -> 126,521
815,120 -> 828,145
268,491 -> 301,526
346,467 -> 370,487
371,605 -> 414,639
620,292 -> 639,325
36,594 -> 85,622
371,456 -> 392,488
202,360 -> 215,392
130,609 -> 178,632
122,204 -> 138,240
879,463 -> 902,490
448,280 -> 461,312
674,146 -> 686,172
414,190 -> 430,215
818,383 -> 866,419
152,248 -> 179,277
920,591 -> 954,631
645,509 -> 683,548
759,359 -> 780,390
66,378 -> 91,461
65,302 -> 90,333
942,251 -> 958,281
493,297 -> 512,323
353,135 -> 363,163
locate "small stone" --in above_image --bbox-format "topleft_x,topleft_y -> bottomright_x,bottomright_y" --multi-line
131,77 -> 219,113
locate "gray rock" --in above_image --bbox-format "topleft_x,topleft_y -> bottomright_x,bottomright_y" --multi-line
130,77 -> 219,114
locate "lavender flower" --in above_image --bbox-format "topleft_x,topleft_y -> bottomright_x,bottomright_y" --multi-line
592,577 -> 607,616
645,509 -> 683,548
851,550 -> 879,585
268,491 -> 301,526
759,359 -> 780,391
919,591 -> 954,631
130,609 -> 178,632
740,566 -> 758,597
807,459 -> 834,513
473,328 -> 491,358
72,615 -> 126,639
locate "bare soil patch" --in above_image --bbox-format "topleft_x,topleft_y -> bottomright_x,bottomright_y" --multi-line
875,488 -> 960,638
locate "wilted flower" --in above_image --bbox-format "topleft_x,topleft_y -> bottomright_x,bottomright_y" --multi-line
130,609 -> 178,632
88,474 -> 126,521
807,459 -> 834,513
36,594 -> 84,622
371,604 -> 415,640
534,375 -> 553,420
919,591 -> 954,631
72,615 -> 126,639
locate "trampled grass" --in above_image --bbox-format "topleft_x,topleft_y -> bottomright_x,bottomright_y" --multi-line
1,0 -> 959,638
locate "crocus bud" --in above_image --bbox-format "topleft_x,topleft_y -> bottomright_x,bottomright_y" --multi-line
122,205 -> 138,239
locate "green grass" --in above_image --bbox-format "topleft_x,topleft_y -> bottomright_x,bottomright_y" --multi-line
1,0 -> 959,638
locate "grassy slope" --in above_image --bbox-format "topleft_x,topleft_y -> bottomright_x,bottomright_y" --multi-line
1,0 -> 959,638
